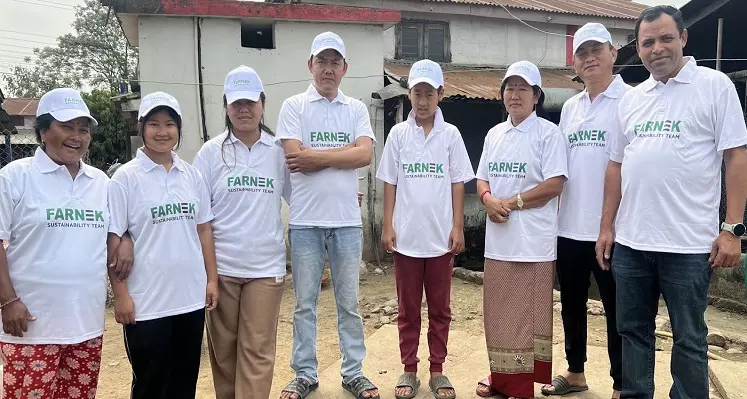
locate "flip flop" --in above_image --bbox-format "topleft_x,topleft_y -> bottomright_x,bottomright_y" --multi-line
394,373 -> 420,399
476,377 -> 505,398
540,375 -> 589,396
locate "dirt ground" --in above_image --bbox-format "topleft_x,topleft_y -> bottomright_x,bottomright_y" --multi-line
94,262 -> 747,398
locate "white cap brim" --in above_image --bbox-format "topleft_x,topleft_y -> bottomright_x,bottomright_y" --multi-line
312,46 -> 345,58
408,77 -> 442,89
226,91 -> 262,104
50,109 -> 98,126
573,37 -> 610,55
503,73 -> 538,87
139,104 -> 182,120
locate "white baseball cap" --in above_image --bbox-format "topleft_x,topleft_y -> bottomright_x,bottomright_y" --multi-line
311,31 -> 346,58
408,59 -> 444,89
36,88 -> 98,126
503,60 -> 542,88
138,91 -> 182,120
224,65 -> 264,104
573,22 -> 613,54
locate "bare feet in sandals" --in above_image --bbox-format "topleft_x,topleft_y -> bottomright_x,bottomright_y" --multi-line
541,371 -> 588,395
430,372 -> 455,398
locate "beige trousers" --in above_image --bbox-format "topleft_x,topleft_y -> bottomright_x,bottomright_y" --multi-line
206,275 -> 285,399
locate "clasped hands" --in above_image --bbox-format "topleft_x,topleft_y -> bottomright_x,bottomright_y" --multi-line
483,195 -> 512,223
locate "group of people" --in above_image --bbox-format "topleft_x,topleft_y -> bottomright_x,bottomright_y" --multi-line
0,4 -> 745,399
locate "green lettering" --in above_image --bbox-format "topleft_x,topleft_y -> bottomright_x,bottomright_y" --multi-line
568,133 -> 577,144
519,163 -> 527,173
95,211 -> 104,222
46,208 -> 54,220
266,178 -> 274,188
645,121 -> 654,132
489,162 -> 497,172
157,206 -> 166,218
344,133 -> 351,143
189,203 -> 196,214
581,131 -> 592,141
671,120 -> 681,132
598,131 -> 606,141
436,164 -> 444,174
654,120 -> 664,132
311,132 -> 319,141
64,209 -> 74,221
74,209 -> 84,221
250,176 -> 259,187
151,207 -> 158,218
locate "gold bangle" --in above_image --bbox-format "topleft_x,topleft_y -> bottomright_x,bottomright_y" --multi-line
0,297 -> 20,309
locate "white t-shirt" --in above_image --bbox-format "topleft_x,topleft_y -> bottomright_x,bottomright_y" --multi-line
376,108 -> 475,258
108,149 -> 213,321
558,75 -> 632,241
610,57 -> 747,253
476,112 -> 568,262
193,130 -> 290,279
0,148 -> 108,344
275,84 -> 376,228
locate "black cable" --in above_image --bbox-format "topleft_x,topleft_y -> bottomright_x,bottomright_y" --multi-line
196,17 -> 209,142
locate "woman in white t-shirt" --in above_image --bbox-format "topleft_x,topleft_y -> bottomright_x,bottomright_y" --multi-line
0,88 -> 110,398
107,92 -> 219,399
192,66 -> 290,399
473,61 -> 568,399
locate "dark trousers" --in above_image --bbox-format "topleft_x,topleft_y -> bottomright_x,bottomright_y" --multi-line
612,244 -> 711,399
556,237 -> 622,391
124,308 -> 206,399
394,252 -> 453,373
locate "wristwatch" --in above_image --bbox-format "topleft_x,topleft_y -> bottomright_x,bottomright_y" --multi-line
516,193 -> 524,210
721,222 -> 746,237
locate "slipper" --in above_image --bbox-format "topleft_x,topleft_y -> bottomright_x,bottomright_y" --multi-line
394,373 -> 420,399
342,376 -> 380,399
540,375 -> 589,396
476,377 -> 505,398
280,378 -> 319,399
430,375 -> 456,399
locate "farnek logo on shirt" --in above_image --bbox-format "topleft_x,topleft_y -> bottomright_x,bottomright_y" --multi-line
310,131 -> 351,148
150,202 -> 196,225
227,175 -> 275,194
46,207 -> 106,229
488,161 -> 527,179
633,120 -> 682,139
402,162 -> 445,179
568,129 -> 607,149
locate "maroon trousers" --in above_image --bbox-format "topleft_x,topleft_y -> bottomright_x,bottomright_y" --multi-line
394,252 -> 453,373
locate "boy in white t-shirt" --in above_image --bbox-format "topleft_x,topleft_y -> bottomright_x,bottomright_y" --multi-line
377,59 -> 474,399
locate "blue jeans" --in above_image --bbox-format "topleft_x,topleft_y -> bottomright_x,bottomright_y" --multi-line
289,227 -> 365,385
612,244 -> 711,399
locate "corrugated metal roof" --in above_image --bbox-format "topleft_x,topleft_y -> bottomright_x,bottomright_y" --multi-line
384,61 -> 583,100
423,0 -> 648,20
2,98 -> 39,116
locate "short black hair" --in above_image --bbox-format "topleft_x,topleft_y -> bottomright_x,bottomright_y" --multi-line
499,81 -> 550,121
138,106 -> 183,151
635,5 -> 685,41
34,113 -> 56,146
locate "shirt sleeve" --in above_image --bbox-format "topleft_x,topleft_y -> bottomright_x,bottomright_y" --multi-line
375,129 -> 400,185
274,98 -> 303,144
476,132 -> 491,181
541,126 -> 569,180
282,163 -> 292,204
0,174 -> 16,241
107,175 -> 129,237
195,170 -> 215,225
191,145 -> 213,192
354,101 -> 376,143
608,101 -> 630,163
449,129 -> 476,183
714,78 -> 747,152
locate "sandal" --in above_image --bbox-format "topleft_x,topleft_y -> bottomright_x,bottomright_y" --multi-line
280,378 -> 319,399
430,375 -> 456,399
394,373 -> 420,399
476,377 -> 504,398
540,375 -> 589,396
342,376 -> 380,399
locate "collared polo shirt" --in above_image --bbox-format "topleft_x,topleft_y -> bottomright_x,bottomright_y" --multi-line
193,130 -> 290,278
0,148 -> 109,344
108,149 -> 213,321
376,108 -> 475,258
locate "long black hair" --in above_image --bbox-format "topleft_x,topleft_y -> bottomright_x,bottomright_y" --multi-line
220,93 -> 273,168
139,106 -> 183,151
500,80 -> 550,121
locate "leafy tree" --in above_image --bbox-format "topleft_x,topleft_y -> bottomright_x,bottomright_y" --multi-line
82,89 -> 130,171
3,0 -> 138,97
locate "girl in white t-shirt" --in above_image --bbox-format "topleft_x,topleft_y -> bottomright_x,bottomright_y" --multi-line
192,66 -> 290,399
0,88 -> 110,398
107,92 -> 219,399
474,61 -> 568,399
377,59 -> 475,399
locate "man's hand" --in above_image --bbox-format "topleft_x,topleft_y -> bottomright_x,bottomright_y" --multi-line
596,230 -> 615,271
1,301 -> 35,337
109,238 -> 134,281
286,148 -> 326,173
448,227 -> 465,255
484,196 -> 510,224
381,225 -> 397,254
709,231 -> 742,268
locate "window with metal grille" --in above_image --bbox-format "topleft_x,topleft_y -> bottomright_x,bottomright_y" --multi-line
396,20 -> 450,62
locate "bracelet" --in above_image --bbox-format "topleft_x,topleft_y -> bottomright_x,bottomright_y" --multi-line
0,297 -> 19,309
480,190 -> 491,204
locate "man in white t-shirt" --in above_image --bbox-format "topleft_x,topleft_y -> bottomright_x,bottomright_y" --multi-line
275,32 -> 378,399
543,23 -> 629,398
597,6 -> 747,398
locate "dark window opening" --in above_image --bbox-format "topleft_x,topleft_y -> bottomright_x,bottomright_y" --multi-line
241,22 -> 275,49
396,20 -> 450,62
10,115 -> 24,127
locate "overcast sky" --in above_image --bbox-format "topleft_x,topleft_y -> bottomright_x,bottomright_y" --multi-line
0,0 -> 691,78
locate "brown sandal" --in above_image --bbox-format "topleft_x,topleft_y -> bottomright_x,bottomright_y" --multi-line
476,377 -> 505,398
